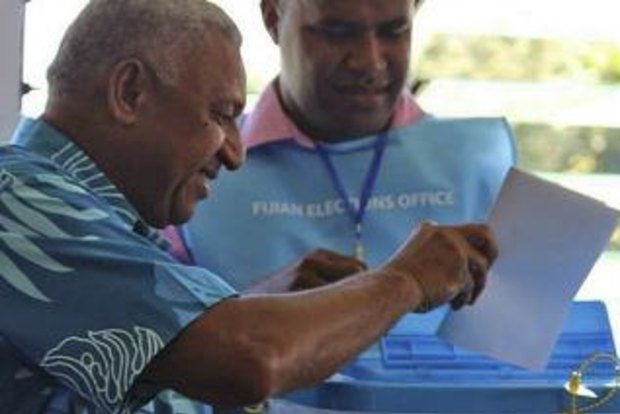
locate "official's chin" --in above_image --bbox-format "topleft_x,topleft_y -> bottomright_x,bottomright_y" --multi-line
319,99 -> 396,139
331,113 -> 393,140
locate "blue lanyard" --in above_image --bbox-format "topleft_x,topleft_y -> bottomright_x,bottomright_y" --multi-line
315,132 -> 389,260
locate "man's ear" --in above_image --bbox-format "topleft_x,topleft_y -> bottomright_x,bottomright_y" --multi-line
261,0 -> 281,44
107,58 -> 151,125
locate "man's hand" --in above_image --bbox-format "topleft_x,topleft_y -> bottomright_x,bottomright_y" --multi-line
288,249 -> 367,290
383,222 -> 498,313
245,249 -> 367,294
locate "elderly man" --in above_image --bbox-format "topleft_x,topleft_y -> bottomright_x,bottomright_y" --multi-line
175,0 -> 515,291
0,0 -> 496,413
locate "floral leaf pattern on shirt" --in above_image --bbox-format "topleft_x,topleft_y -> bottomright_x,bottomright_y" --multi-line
16,174 -> 108,221
40,327 -> 164,414
0,249 -> 52,302
0,169 -> 109,302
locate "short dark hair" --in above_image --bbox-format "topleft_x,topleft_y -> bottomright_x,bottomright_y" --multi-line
47,0 -> 241,98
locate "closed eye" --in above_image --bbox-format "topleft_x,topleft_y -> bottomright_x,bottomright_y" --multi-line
377,20 -> 411,38
211,111 -> 233,127
312,22 -> 364,39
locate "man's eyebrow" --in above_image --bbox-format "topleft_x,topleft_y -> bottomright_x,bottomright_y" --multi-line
314,19 -> 364,29
379,17 -> 411,28
315,16 -> 411,30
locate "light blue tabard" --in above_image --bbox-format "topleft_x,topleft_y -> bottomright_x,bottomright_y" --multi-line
183,116 -> 517,289
183,116 -> 516,413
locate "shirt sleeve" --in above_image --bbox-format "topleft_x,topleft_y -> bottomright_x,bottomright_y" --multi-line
0,169 -> 236,413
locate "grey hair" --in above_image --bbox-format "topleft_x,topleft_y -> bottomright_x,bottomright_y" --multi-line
47,0 -> 242,97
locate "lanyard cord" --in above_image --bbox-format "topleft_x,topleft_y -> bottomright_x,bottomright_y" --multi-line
315,132 -> 390,260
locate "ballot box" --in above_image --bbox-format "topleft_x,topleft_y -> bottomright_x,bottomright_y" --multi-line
282,301 -> 620,413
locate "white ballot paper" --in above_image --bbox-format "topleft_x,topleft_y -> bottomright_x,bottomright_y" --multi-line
437,167 -> 619,370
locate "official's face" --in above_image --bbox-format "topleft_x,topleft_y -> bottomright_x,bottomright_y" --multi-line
266,0 -> 415,141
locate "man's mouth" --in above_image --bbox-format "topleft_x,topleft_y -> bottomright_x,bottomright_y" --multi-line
201,167 -> 219,181
335,86 -> 390,109
336,83 -> 389,94
197,166 -> 220,196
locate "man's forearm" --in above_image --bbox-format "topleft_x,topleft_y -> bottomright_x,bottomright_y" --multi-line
141,268 -> 420,406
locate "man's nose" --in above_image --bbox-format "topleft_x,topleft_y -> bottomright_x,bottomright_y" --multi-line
345,32 -> 387,72
219,129 -> 245,170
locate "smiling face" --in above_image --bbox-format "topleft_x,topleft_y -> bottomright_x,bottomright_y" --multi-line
264,0 -> 415,141
130,30 -> 246,227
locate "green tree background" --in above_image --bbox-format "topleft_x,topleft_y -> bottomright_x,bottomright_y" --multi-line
416,35 -> 620,249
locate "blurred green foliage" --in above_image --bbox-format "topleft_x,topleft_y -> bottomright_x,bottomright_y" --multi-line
416,35 -> 620,249
515,124 -> 620,174
515,124 -> 620,250
417,35 -> 620,83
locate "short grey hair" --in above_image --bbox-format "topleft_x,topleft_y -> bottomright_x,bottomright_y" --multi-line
47,0 -> 242,97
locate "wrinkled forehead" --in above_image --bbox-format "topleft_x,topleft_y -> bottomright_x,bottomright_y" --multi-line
288,0 -> 415,23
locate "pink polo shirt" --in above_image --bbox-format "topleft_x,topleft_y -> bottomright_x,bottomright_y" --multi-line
242,81 -> 426,149
165,81 -> 426,264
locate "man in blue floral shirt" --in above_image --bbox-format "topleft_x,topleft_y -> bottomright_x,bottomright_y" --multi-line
0,0 -> 499,412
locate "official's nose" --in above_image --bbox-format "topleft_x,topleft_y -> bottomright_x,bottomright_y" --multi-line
345,32 -> 388,73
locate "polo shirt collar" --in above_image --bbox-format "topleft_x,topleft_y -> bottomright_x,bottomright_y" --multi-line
242,78 -> 426,150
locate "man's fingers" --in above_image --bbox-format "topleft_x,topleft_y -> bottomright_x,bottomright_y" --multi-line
450,292 -> 468,310
299,249 -> 367,285
450,228 -> 492,309
467,254 -> 488,304
459,224 -> 497,305
451,263 -> 484,310
312,249 -> 367,282
292,272 -> 326,290
318,260 -> 366,281
461,224 -> 498,264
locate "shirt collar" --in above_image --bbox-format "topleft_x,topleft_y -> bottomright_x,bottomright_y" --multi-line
242,79 -> 426,149
11,117 -> 169,248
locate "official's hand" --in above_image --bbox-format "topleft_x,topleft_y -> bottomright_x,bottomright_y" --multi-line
383,222 -> 498,313
288,249 -> 367,291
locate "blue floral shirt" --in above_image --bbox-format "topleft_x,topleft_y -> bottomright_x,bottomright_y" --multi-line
0,118 -> 236,413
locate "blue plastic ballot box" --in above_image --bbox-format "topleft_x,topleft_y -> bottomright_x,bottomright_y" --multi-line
282,301 -> 620,413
